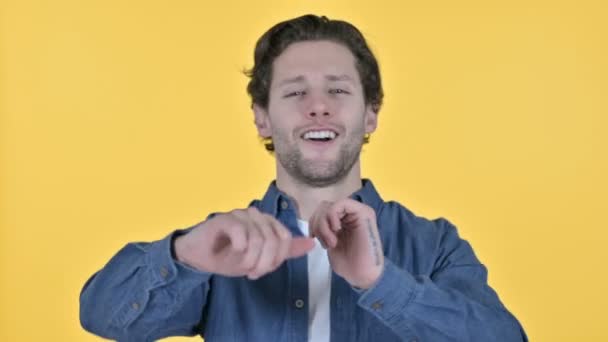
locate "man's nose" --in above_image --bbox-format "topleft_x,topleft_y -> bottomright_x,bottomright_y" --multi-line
305,94 -> 331,118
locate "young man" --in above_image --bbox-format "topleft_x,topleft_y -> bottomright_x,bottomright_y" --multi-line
80,14 -> 528,341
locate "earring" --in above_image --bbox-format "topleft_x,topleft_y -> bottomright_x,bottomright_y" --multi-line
364,133 -> 371,143
261,136 -> 274,152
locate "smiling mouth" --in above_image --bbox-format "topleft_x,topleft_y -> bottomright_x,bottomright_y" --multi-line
300,129 -> 339,142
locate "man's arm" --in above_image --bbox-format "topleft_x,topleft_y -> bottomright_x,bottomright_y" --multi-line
357,219 -> 528,341
79,228 -> 212,341
310,199 -> 527,341
79,208 -> 314,341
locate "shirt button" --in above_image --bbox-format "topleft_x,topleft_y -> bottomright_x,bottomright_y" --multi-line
160,266 -> 169,278
131,302 -> 140,310
280,200 -> 289,210
294,299 -> 304,309
371,301 -> 383,311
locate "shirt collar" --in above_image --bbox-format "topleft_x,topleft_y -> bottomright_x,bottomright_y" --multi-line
259,178 -> 384,216
350,178 -> 384,213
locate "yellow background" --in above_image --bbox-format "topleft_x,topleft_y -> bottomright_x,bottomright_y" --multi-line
1,0 -> 607,341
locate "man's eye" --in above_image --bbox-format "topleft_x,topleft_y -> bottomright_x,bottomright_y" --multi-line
284,91 -> 306,98
329,88 -> 350,94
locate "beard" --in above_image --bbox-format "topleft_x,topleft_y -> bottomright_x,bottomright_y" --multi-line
273,124 -> 365,188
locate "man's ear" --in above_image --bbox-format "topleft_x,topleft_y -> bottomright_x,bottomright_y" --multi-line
364,105 -> 378,134
253,104 -> 272,138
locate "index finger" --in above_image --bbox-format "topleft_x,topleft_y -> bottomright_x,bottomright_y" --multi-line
264,213 -> 314,258
331,199 -> 373,219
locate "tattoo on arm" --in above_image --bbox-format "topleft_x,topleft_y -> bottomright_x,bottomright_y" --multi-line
366,218 -> 381,266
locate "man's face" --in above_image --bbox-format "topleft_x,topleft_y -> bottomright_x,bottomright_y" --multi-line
254,40 -> 377,187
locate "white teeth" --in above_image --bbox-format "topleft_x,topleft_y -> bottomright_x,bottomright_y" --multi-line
303,130 -> 336,140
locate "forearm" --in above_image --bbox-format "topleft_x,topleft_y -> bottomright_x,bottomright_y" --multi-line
357,260 -> 528,341
79,229 -> 212,341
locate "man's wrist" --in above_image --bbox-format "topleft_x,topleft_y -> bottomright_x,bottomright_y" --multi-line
351,261 -> 385,290
172,234 -> 191,265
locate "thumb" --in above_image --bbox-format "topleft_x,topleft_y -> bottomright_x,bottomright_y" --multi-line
288,237 -> 315,258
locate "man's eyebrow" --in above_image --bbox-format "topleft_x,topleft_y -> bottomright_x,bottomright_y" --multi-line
325,74 -> 354,83
276,75 -> 306,88
275,74 -> 355,88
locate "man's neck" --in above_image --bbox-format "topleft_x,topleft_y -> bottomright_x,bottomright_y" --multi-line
275,161 -> 363,221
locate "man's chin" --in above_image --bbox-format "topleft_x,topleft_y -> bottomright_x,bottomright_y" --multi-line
299,148 -> 337,160
295,164 -> 348,187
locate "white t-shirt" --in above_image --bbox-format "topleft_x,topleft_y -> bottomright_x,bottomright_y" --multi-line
297,219 -> 331,342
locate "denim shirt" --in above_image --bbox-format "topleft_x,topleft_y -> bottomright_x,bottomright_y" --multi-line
80,179 -> 528,342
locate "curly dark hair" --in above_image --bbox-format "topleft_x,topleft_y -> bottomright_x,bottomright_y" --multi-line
244,14 -> 383,151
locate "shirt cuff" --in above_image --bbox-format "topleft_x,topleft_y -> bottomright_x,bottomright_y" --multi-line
144,228 -> 213,289
356,259 -> 419,336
